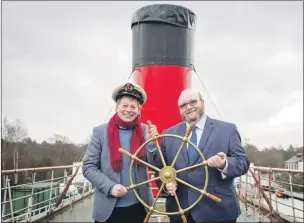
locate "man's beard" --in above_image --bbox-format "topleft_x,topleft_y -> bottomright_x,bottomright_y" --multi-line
182,108 -> 204,123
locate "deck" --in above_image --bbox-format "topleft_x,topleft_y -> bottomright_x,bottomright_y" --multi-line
45,194 -> 269,222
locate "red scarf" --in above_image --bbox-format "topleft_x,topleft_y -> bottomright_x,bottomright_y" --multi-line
108,113 -> 145,172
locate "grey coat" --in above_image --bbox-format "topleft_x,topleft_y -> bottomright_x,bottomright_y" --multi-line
82,123 -> 154,222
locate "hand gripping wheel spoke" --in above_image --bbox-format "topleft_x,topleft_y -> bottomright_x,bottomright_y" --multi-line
118,121 -> 222,223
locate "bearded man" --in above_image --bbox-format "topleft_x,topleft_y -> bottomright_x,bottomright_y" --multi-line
148,89 -> 250,223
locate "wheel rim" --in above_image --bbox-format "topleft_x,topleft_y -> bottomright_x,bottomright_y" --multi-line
129,133 -> 209,216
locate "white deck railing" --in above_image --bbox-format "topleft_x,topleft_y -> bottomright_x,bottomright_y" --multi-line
1,163 -> 93,222
236,166 -> 303,222
1,165 -> 303,222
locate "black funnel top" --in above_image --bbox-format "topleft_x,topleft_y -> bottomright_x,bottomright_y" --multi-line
131,4 -> 196,29
131,4 -> 197,68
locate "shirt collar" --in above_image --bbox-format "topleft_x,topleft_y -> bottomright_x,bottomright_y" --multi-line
118,125 -> 128,130
186,114 -> 207,130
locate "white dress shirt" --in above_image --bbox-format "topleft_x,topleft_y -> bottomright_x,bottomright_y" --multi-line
187,114 -> 228,178
186,113 -> 207,149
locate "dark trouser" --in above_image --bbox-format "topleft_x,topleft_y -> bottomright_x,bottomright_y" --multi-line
95,202 -> 146,223
170,212 -> 237,223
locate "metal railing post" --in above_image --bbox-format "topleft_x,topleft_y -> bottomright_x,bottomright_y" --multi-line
48,170 -> 54,212
27,172 -> 36,222
2,176 -> 8,218
238,176 -> 242,198
288,173 -> 296,222
273,173 -> 278,213
268,168 -> 273,221
27,196 -> 33,222
7,179 -> 14,222
253,170 -> 258,213
257,169 -> 263,221
64,169 -> 67,185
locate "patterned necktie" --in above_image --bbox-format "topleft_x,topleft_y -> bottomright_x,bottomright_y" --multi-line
187,126 -> 197,165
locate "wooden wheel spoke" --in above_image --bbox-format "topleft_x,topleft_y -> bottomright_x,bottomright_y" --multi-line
144,183 -> 165,223
171,123 -> 195,168
170,142 -> 186,168
176,162 -> 207,174
176,178 -> 201,193
146,120 -> 166,167
174,194 -> 187,223
152,183 -> 165,206
176,178 -> 221,203
118,148 -> 160,172
132,157 -> 160,172
127,177 -> 160,191
155,140 -> 167,167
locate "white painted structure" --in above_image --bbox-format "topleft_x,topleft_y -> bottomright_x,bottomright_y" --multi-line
285,153 -> 303,170
72,162 -> 86,183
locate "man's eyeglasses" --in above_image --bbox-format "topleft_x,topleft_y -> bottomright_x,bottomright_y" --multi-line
178,99 -> 198,110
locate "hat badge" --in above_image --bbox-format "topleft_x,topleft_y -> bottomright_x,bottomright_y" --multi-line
123,83 -> 134,91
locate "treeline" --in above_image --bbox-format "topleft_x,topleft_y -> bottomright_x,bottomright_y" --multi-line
1,118 -> 303,186
1,117 -> 87,186
1,138 -> 87,180
245,142 -> 303,168
243,140 -> 303,192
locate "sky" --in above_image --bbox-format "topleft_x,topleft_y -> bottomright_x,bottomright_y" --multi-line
2,1 -> 303,149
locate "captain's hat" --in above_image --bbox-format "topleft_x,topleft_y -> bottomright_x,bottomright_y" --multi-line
112,82 -> 147,105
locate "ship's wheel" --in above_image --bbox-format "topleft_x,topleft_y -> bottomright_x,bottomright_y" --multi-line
118,121 -> 222,223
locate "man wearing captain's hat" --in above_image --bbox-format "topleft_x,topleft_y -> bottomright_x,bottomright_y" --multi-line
83,82 -> 154,223
112,82 -> 147,106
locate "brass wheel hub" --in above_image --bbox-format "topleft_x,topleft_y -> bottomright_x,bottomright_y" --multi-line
159,166 -> 176,184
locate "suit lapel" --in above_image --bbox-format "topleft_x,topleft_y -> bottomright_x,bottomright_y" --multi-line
177,123 -> 189,166
191,117 -> 214,165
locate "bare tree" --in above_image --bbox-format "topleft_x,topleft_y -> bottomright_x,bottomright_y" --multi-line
2,117 -> 16,170
48,134 -> 71,165
48,134 -> 69,144
14,119 -> 28,183
4,118 -> 28,184
2,117 -> 17,186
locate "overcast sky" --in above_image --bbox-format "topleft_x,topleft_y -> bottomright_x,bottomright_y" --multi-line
2,1 -> 303,149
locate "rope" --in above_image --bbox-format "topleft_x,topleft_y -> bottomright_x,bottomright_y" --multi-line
190,64 -> 223,120
55,69 -> 137,209
77,68 -> 135,161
